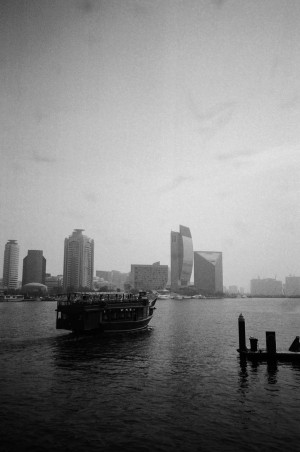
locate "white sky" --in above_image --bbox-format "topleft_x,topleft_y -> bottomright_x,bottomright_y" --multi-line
1,0 -> 300,290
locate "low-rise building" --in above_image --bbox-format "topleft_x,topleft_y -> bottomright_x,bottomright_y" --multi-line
45,275 -> 63,293
250,278 -> 283,297
285,276 -> 300,297
131,262 -> 168,291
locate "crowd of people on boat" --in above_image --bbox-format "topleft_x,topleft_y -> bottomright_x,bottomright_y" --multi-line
57,291 -> 149,306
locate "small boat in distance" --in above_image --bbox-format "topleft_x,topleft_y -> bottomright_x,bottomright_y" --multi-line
0,294 -> 25,302
56,291 -> 157,334
173,295 -> 183,300
154,290 -> 173,300
157,294 -> 171,300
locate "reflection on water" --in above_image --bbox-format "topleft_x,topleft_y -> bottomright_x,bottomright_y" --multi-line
266,361 -> 278,385
239,357 -> 278,385
52,329 -> 154,369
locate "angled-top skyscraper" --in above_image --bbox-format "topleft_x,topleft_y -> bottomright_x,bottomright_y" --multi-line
194,251 -> 223,295
171,225 -> 193,290
3,239 -> 19,289
63,229 -> 94,291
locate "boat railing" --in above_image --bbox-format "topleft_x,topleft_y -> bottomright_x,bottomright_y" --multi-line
57,295 -> 150,308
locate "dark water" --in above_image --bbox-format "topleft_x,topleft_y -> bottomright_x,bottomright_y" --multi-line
1,298 -> 300,451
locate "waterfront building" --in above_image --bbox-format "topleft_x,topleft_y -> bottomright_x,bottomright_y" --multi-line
228,285 -> 238,295
63,229 -> 94,291
96,270 -> 111,282
45,275 -> 63,293
170,225 -> 193,291
22,250 -> 46,286
3,240 -> 19,290
131,262 -> 168,291
284,276 -> 300,297
194,251 -> 223,295
95,270 -> 128,290
250,278 -> 283,297
21,282 -> 48,297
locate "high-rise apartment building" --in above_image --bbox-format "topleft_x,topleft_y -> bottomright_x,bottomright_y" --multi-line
170,225 -> 193,290
194,251 -> 223,295
3,240 -> 19,289
131,262 -> 168,291
22,250 -> 46,286
63,229 -> 94,290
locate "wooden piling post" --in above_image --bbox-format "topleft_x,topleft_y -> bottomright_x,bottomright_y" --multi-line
266,331 -> 276,354
238,313 -> 247,351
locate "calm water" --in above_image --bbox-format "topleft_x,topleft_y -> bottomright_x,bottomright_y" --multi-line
1,298 -> 300,451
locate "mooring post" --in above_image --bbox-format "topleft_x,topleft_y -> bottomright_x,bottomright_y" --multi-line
238,313 -> 247,351
266,331 -> 276,354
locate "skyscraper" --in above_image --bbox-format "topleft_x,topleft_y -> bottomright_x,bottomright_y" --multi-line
63,229 -> 94,291
194,251 -> 223,295
171,225 -> 193,290
3,240 -> 19,289
22,250 -> 46,286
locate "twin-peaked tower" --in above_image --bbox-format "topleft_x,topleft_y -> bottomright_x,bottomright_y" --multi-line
171,225 -> 193,291
63,229 -> 94,291
170,226 -> 223,295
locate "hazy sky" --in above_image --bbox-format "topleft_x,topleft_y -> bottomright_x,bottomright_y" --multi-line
1,0 -> 300,290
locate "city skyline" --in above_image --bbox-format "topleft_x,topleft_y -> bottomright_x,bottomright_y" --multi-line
1,1 -> 300,290
1,229 -> 298,292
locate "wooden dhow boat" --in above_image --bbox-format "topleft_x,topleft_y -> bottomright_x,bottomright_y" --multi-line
56,291 -> 157,334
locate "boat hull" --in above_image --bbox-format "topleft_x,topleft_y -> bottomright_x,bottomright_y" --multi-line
56,293 -> 157,334
96,316 -> 152,333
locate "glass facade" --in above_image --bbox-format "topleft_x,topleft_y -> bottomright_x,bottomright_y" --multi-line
194,251 -> 223,295
171,225 -> 193,290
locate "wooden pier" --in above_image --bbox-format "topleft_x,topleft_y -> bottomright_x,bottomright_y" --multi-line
237,313 -> 300,363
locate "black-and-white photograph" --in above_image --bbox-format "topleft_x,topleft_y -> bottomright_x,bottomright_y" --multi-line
1,1 -> 300,451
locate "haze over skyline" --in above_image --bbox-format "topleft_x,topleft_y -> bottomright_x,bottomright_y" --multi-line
1,0 -> 300,290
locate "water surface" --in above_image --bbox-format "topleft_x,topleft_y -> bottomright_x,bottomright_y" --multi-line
1,298 -> 300,451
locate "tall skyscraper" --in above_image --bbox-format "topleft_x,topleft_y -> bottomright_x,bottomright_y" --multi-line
194,251 -> 223,295
22,250 -> 46,286
3,240 -> 19,289
171,225 -> 193,290
63,229 -> 94,290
